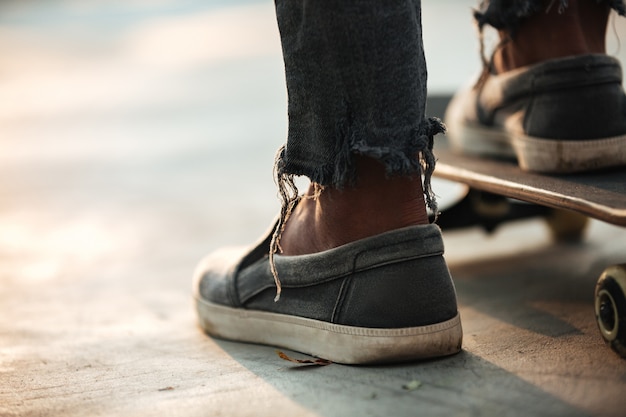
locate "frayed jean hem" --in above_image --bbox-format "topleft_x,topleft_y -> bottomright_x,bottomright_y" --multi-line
274,116 -> 444,214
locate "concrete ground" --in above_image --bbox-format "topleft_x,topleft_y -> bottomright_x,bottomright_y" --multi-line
1,1 -> 626,416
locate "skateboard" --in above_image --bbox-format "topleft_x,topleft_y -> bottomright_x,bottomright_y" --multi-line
432,143 -> 626,359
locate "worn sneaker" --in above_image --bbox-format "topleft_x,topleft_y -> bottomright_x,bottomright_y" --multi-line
445,54 -> 626,173
193,223 -> 462,364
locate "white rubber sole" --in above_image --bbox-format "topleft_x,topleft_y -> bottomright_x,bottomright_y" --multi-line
446,121 -> 626,174
195,297 -> 463,365
514,133 -> 626,173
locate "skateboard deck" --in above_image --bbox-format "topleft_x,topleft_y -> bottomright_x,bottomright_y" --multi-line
433,144 -> 626,227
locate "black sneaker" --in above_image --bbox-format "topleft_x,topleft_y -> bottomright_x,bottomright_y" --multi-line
193,223 -> 462,364
445,54 -> 626,173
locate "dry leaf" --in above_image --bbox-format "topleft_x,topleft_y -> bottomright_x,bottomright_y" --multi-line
276,351 -> 332,366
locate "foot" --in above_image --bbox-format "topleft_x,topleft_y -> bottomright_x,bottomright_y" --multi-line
193,158 -> 462,364
444,0 -> 626,173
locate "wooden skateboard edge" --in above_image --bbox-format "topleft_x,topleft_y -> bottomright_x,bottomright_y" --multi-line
434,163 -> 626,227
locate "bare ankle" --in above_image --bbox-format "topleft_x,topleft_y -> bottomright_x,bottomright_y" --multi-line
493,0 -> 610,73
279,157 -> 429,256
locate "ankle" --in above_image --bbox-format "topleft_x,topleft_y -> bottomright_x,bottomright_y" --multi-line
493,0 -> 610,73
279,157 -> 429,256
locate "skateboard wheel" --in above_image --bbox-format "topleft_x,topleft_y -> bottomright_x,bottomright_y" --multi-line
595,265 -> 626,358
546,209 -> 588,242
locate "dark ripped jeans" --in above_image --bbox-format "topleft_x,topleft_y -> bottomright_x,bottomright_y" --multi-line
272,0 -> 626,213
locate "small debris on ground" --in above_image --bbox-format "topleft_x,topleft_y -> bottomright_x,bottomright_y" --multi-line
158,386 -> 175,392
276,351 -> 332,366
402,380 -> 422,391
